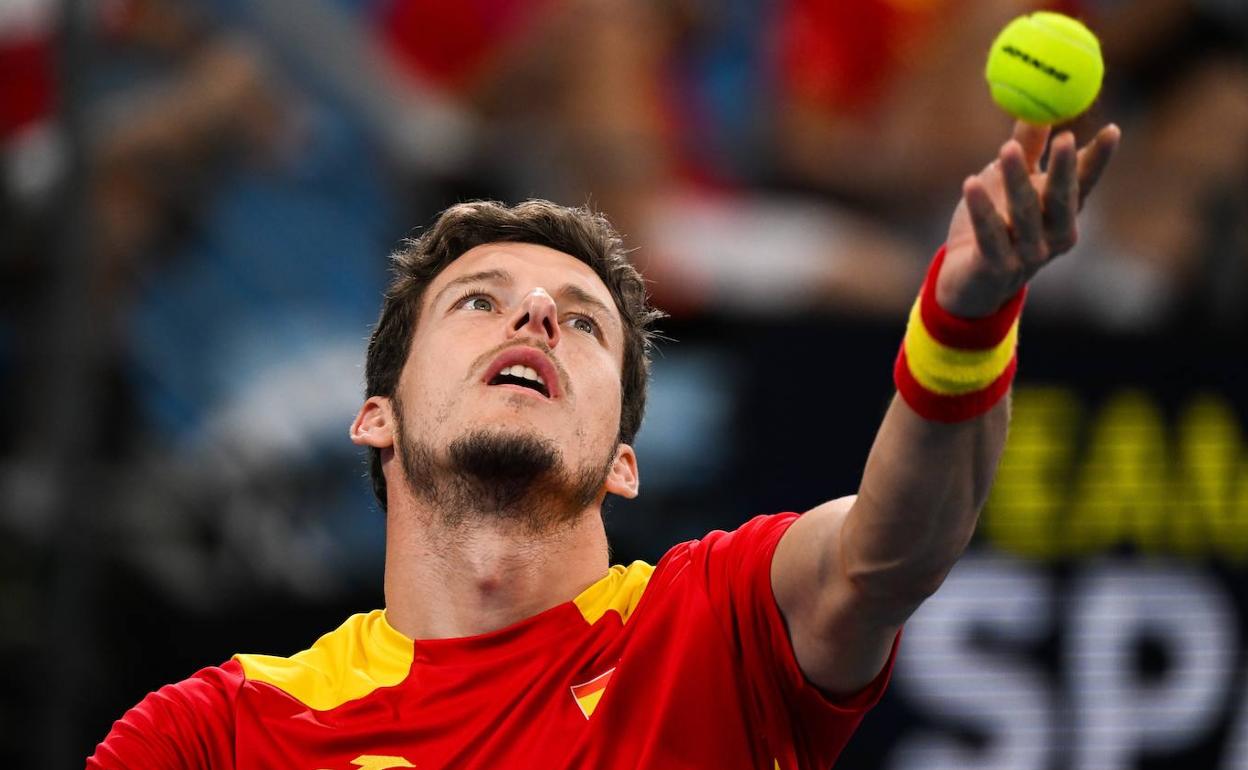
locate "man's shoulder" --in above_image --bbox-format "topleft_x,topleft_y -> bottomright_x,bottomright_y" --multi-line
88,661 -> 247,766
231,609 -> 413,711
657,512 -> 803,567
614,512 -> 802,613
149,658 -> 249,706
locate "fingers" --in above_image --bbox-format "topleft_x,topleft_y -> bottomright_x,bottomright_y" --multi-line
965,175 -> 1012,264
1012,120 -> 1051,172
968,123 -> 1119,275
1041,131 -> 1079,254
1000,140 -> 1045,266
1075,123 -> 1122,208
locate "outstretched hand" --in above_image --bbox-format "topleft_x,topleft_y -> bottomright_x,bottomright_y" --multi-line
938,121 -> 1122,318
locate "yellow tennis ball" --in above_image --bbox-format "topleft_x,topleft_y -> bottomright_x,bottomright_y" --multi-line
985,11 -> 1104,124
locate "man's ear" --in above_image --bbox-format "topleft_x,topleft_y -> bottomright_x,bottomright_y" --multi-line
350,396 -> 395,449
605,444 -> 640,499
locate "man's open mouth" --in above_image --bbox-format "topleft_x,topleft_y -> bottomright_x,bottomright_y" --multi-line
488,365 -> 550,398
482,347 -> 561,399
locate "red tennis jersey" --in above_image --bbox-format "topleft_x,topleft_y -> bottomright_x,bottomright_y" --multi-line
88,513 -> 899,769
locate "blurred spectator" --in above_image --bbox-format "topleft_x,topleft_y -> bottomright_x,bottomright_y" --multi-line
1,0 -> 60,460
1029,0 -> 1248,330
80,0 -> 396,602
775,0 -> 1035,209
0,0 -> 59,208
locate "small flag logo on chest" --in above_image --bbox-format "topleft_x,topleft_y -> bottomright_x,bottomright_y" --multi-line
570,667 -> 616,719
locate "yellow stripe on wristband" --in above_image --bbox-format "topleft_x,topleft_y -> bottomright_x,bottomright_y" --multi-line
903,297 -> 1019,396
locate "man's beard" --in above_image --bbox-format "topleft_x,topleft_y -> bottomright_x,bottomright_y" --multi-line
394,398 -> 614,534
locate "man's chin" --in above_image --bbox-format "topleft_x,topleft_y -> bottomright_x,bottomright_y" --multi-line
397,425 -> 612,533
446,429 -> 561,484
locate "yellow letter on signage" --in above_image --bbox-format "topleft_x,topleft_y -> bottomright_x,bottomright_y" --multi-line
1177,395 -> 1248,564
984,387 -> 1081,559
1065,391 -> 1169,555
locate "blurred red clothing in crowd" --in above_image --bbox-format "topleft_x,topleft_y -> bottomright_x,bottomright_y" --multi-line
0,3 -> 55,143
779,0 -> 1084,114
377,0 -> 560,91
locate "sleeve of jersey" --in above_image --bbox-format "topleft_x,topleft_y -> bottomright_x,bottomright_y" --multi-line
86,659 -> 244,769
694,513 -> 900,769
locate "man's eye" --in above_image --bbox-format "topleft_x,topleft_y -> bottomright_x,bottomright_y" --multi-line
460,296 -> 494,312
570,316 -> 597,335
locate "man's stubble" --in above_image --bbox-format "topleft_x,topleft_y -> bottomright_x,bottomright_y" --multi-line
392,393 -> 615,534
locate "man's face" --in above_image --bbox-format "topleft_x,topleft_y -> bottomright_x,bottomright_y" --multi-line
377,242 -> 636,520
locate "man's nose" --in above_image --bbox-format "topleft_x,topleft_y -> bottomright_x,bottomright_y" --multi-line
508,288 -> 561,347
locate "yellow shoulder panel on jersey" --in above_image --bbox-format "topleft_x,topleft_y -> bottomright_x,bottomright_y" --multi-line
234,609 -> 413,711
573,560 -> 654,625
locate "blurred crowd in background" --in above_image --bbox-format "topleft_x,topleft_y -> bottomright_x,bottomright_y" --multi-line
1,0 -> 1247,766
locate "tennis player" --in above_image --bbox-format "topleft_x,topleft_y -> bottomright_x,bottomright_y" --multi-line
88,120 -> 1119,769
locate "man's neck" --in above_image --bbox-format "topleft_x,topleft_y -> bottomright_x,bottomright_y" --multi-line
382,499 -> 611,641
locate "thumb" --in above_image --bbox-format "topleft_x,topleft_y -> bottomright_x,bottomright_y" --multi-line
1012,121 -> 1050,172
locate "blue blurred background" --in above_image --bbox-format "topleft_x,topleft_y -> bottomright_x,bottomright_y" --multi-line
2,0 -> 1247,766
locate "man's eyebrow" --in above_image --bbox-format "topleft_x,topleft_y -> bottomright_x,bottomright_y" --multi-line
433,269 -> 513,306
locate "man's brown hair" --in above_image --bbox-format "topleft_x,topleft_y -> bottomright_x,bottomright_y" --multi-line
364,200 -> 665,511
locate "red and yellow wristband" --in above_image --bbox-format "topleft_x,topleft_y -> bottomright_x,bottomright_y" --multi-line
893,246 -> 1026,422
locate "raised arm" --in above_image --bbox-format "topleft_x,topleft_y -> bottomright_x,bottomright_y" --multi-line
772,121 -> 1121,696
